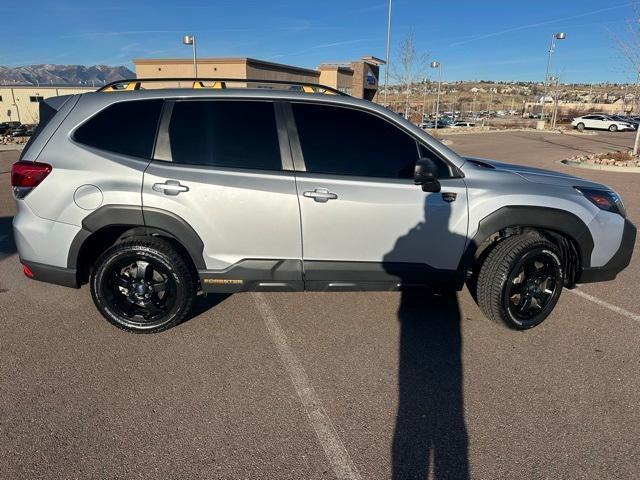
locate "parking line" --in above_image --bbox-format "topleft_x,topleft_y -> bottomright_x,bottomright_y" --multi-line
568,288 -> 640,324
251,293 -> 361,480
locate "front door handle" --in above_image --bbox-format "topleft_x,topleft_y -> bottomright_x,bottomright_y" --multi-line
152,180 -> 189,196
303,188 -> 338,203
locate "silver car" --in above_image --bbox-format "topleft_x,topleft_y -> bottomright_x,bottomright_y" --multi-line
11,79 -> 636,332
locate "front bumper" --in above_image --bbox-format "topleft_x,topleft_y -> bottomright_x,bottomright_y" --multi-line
578,218 -> 636,283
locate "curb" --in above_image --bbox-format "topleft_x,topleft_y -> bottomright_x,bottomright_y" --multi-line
0,145 -> 25,152
559,159 -> 640,173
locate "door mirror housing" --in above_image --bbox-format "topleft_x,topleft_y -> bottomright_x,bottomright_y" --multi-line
414,158 -> 441,193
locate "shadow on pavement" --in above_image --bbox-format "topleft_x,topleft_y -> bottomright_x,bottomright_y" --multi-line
183,292 -> 232,323
0,216 -> 16,262
384,197 -> 469,479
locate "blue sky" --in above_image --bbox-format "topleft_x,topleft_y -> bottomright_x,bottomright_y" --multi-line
1,1 -> 637,83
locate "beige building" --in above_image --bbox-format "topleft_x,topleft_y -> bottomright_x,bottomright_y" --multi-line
0,86 -> 94,123
133,55 -> 384,100
0,55 -> 383,124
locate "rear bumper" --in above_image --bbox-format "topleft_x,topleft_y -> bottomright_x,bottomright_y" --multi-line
20,259 -> 79,288
578,219 -> 636,283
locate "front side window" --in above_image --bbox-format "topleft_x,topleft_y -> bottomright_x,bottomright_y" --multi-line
292,103 -> 419,178
168,100 -> 281,170
74,99 -> 163,158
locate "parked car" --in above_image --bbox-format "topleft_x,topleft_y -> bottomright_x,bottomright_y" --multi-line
420,119 -> 450,129
450,121 -> 476,128
11,79 -> 635,333
571,114 -> 635,132
611,115 -> 640,128
0,121 -> 21,135
10,126 -> 32,137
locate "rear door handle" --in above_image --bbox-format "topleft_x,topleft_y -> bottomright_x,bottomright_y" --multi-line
303,188 -> 338,203
152,180 -> 189,196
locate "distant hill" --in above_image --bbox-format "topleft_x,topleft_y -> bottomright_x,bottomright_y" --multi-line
0,64 -> 134,86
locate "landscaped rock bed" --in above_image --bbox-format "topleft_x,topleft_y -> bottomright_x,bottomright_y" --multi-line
565,150 -> 640,168
0,135 -> 28,146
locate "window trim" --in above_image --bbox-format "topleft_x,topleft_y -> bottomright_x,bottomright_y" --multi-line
284,99 -> 462,181
71,98 -> 164,160
153,97 -> 292,172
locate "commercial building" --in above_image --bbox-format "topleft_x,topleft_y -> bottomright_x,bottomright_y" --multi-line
0,86 -> 94,123
133,55 -> 384,100
0,55 -> 383,124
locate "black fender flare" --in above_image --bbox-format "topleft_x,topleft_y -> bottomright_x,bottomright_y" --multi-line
457,206 -> 594,284
67,205 -> 206,270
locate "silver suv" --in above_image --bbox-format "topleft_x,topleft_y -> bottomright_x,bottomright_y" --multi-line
11,79 -> 636,333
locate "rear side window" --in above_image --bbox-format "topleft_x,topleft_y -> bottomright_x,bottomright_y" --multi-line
168,100 -> 281,170
74,99 -> 163,158
292,103 -> 419,178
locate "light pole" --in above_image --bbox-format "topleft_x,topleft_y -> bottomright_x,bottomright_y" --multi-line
549,76 -> 559,128
542,32 -> 566,120
431,61 -> 442,130
183,34 -> 198,77
421,78 -> 428,122
383,0 -> 392,106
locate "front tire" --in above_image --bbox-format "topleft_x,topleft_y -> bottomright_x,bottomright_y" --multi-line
90,238 -> 196,333
609,124 -> 618,132
476,234 -> 564,330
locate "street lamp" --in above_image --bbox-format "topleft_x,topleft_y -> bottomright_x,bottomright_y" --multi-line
421,78 -> 428,123
182,34 -> 198,77
548,76 -> 560,128
383,0 -> 392,106
542,32 -> 566,120
430,61 -> 442,130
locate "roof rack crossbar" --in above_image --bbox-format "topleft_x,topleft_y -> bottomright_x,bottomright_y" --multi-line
97,77 -> 347,96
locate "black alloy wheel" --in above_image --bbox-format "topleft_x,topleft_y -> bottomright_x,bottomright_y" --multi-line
475,234 -> 565,330
91,238 -> 195,333
503,249 -> 562,328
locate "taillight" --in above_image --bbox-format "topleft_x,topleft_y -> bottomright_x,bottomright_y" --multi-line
11,161 -> 52,199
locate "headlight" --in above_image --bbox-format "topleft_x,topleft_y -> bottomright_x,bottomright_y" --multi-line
575,187 -> 626,217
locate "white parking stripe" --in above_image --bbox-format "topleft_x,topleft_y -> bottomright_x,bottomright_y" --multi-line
568,288 -> 640,324
252,293 -> 362,480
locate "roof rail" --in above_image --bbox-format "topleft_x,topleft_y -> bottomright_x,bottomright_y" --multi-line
97,78 -> 347,96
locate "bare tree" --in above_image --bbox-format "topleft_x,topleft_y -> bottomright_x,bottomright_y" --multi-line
392,30 -> 429,122
611,0 -> 640,154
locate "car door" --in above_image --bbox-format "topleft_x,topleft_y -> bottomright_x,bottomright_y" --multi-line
287,101 -> 468,290
143,99 -> 303,291
590,115 -> 606,129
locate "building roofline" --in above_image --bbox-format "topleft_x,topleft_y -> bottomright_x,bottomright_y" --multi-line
0,85 -> 95,90
317,64 -> 354,74
133,57 -> 319,76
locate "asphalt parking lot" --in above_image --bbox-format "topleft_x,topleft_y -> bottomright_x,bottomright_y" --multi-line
1,130 -> 639,479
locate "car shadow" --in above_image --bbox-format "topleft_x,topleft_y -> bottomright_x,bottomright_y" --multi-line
183,292 -> 232,323
0,216 -> 16,262
383,195 -> 470,479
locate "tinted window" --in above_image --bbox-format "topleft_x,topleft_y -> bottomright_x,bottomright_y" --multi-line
292,103 -> 418,178
169,100 -> 281,170
74,99 -> 163,158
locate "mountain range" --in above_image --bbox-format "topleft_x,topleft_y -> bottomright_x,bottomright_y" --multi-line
0,64 -> 135,86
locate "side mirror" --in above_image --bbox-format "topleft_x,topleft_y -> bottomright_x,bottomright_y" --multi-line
414,158 -> 441,193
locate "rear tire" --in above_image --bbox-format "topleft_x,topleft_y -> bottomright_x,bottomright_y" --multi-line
576,122 -> 585,131
476,234 -> 564,330
609,124 -> 618,132
90,237 -> 196,333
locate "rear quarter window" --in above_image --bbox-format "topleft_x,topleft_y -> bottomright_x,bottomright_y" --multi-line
74,99 -> 163,158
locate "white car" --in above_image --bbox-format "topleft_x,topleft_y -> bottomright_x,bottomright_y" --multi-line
450,121 -> 476,128
571,114 -> 635,132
